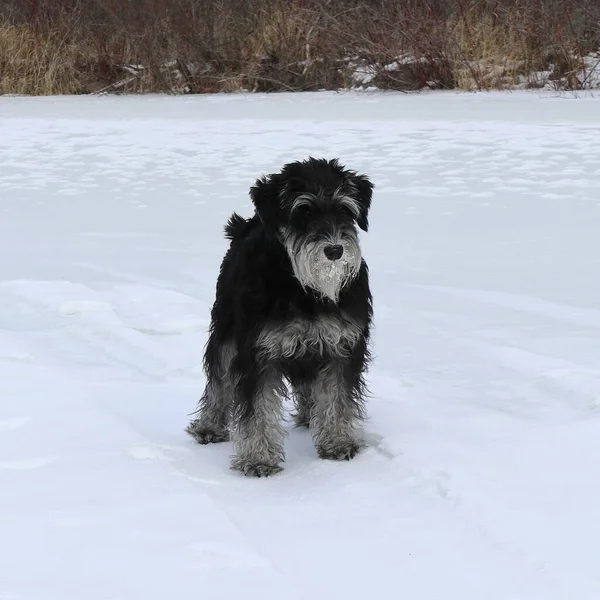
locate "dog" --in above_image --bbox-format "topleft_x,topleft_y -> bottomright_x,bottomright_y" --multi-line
186,157 -> 374,477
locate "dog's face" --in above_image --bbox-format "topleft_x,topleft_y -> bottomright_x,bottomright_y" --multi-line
250,158 -> 373,302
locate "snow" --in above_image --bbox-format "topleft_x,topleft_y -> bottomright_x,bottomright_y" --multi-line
1,90 -> 600,599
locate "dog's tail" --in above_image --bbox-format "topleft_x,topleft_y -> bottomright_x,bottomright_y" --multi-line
224,212 -> 253,241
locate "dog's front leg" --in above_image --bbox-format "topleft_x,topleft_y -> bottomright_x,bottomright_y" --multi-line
230,366 -> 286,477
311,361 -> 366,461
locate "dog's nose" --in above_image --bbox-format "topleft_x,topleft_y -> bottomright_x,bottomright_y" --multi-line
323,244 -> 344,261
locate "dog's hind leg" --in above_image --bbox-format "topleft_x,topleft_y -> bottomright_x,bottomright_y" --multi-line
292,385 -> 314,429
186,339 -> 235,444
230,366 -> 287,477
310,361 -> 367,461
186,381 -> 231,444
288,373 -> 315,429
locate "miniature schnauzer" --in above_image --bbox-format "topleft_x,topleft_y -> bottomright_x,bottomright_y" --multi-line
186,157 -> 374,477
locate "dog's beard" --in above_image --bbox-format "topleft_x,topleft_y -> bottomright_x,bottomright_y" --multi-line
281,230 -> 362,303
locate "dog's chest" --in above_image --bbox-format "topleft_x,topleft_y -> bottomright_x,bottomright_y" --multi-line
256,313 -> 362,360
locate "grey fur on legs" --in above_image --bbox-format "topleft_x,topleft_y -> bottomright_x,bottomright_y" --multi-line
186,341 -> 235,444
291,382 -> 315,429
310,362 -> 365,461
230,368 -> 287,477
186,401 -> 230,444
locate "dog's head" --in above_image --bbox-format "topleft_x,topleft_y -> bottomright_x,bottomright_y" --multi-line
250,157 -> 373,302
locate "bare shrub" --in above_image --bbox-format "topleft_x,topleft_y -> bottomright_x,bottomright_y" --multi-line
0,0 -> 598,95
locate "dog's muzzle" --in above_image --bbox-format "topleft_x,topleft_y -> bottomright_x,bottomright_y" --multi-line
282,230 -> 362,302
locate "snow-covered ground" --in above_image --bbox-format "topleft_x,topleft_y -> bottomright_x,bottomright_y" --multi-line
1,90 -> 600,599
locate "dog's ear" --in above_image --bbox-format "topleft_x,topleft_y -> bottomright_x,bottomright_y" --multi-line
348,173 -> 374,232
250,173 -> 284,237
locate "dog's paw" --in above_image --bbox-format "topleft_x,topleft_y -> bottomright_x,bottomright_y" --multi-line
186,423 -> 229,445
230,459 -> 283,478
317,441 -> 361,461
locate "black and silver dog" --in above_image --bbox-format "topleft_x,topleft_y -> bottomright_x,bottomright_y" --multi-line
186,157 -> 374,477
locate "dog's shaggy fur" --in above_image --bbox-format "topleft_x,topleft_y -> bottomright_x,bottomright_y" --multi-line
186,157 -> 374,477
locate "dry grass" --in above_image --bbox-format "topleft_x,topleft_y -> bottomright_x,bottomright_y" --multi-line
0,0 -> 598,95
0,24 -> 82,95
452,12 -> 531,89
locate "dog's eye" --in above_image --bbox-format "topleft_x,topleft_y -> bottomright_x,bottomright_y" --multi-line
293,204 -> 312,217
